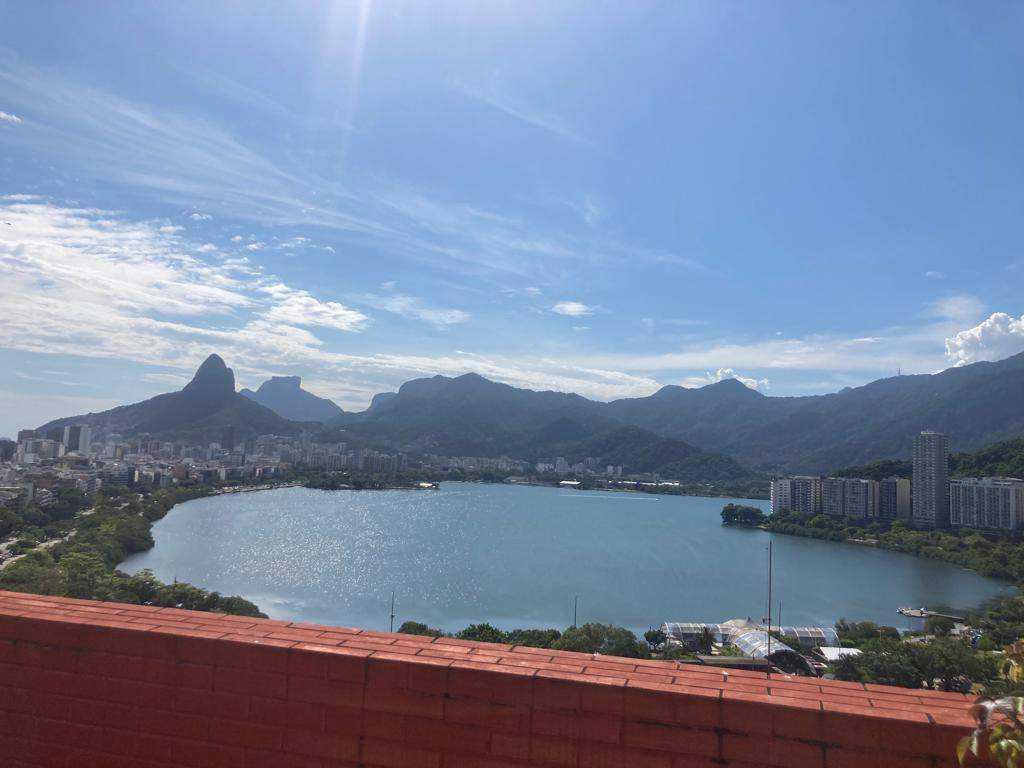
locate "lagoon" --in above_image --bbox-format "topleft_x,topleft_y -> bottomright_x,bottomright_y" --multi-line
120,483 -> 1010,634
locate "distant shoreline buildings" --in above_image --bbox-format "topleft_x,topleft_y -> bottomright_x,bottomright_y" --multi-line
771,430 -> 1024,532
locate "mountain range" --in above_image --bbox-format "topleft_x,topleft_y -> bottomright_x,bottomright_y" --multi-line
329,351 -> 1024,474
35,349 -> 1024,478
240,376 -> 344,423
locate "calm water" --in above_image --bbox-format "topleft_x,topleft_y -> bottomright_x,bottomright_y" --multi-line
120,483 -> 1010,634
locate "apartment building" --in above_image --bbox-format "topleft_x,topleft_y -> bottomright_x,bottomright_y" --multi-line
949,477 -> 1024,531
913,431 -> 950,528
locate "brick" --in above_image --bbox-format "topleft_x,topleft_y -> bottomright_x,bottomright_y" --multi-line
824,746 -> 879,768
283,729 -> 360,761
214,666 -> 287,699
771,737 -> 826,768
448,663 -> 534,705
439,756 -> 523,768
243,749 -> 329,768
532,709 -> 621,744
577,741 -> 674,768
533,675 -> 583,712
137,708 -> 211,740
530,734 -> 578,767
362,739 -> 442,767
621,721 -> 718,757
287,674 -> 363,707
174,687 -> 250,720
404,716 -> 492,755
288,646 -> 330,678
445,698 -> 528,734
364,686 -> 444,719
491,732 -> 531,760
251,696 -> 326,731
174,737 -> 246,768
209,717 -> 283,751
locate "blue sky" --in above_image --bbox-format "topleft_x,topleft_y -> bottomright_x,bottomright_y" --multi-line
1,1 -> 1023,437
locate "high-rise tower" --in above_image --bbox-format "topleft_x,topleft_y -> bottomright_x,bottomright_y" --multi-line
912,431 -> 950,528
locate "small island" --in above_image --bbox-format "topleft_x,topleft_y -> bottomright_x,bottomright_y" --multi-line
720,503 -> 768,527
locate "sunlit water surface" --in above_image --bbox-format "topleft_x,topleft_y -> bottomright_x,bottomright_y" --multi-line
120,483 -> 1010,634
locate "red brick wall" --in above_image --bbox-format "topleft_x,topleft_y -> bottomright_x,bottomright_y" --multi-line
0,590 -> 981,767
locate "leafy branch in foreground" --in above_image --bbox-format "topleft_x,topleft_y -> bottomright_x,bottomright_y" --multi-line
959,697 -> 1024,768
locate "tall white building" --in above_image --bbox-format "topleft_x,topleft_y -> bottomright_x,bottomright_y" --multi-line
770,478 -> 793,513
913,431 -> 950,528
949,477 -> 1024,531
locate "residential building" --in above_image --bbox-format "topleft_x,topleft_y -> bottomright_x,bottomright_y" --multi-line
790,476 -> 822,515
770,478 -> 793,513
879,477 -> 911,519
913,431 -> 950,528
821,477 -> 879,519
949,477 -> 1024,531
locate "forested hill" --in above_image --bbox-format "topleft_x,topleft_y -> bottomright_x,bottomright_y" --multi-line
831,436 -> 1024,480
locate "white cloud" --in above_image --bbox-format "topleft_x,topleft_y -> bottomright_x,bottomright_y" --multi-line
188,212 -> 212,221
552,301 -> 594,317
361,293 -> 470,328
0,111 -> 23,125
925,271 -> 946,280
264,290 -> 369,333
0,198 -> 368,376
197,243 -> 218,253
681,367 -> 769,391
246,242 -> 265,251
525,286 -> 541,296
230,235 -> 243,242
159,225 -> 183,234
945,312 -> 1024,367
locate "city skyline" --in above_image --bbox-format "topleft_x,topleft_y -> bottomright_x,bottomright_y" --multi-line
2,2 -> 1024,437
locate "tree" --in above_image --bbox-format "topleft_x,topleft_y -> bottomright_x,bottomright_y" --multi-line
506,628 -> 561,648
720,504 -> 767,527
831,639 -> 922,689
553,623 -> 649,659
926,616 -> 956,637
644,628 -> 667,651
59,551 -> 108,599
913,638 -> 997,693
398,621 -> 443,638
456,623 -> 508,644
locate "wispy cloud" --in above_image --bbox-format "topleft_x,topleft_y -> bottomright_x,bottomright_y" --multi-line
0,110 -> 22,125
361,292 -> 470,329
454,78 -> 591,146
925,294 -> 985,323
925,270 -> 946,280
0,56 -> 709,287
